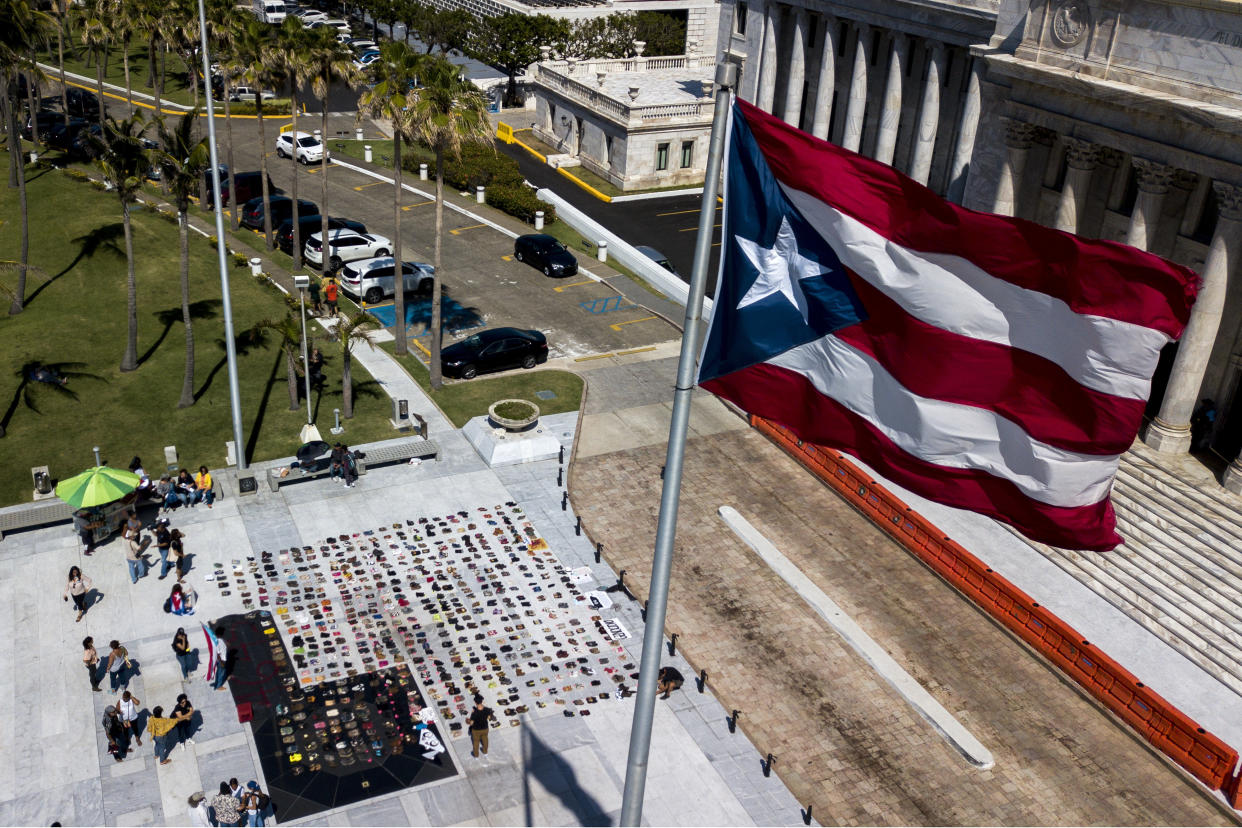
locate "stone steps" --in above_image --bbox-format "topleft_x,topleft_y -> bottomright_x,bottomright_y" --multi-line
1009,448 -> 1242,699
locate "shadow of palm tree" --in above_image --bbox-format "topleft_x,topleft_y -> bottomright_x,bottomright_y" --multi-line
244,346 -> 284,464
25,223 -> 125,308
194,325 -> 266,402
1,361 -> 106,438
137,299 -> 223,367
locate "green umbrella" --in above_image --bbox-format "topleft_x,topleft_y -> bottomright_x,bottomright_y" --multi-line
55,466 -> 142,508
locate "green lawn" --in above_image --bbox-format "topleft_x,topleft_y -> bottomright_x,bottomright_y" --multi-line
331,139 -> 438,171
379,343 -> 583,428
0,151 -> 399,506
41,44 -> 200,109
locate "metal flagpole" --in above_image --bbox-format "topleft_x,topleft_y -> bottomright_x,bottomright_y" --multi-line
619,60 -> 736,827
196,0 -> 248,470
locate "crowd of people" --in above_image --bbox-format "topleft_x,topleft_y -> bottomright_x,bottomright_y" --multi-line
126,458 -> 215,513
188,778 -> 272,827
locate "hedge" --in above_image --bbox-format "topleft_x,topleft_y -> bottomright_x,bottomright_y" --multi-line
402,141 -> 555,226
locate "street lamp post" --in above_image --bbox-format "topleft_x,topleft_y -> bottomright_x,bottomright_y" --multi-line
293,274 -> 321,443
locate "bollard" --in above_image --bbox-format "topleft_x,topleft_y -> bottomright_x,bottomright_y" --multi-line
419,163 -> 428,181
331,408 -> 344,435
249,257 -> 263,277
561,491 -> 568,511
559,445 -> 564,464
313,128 -> 321,141
575,516 -> 582,536
762,754 -> 775,777
802,805 -> 812,825
596,240 -> 608,262
355,127 -> 363,141
534,210 -> 545,231
364,144 -> 372,163
660,465 -> 665,480
556,467 -> 563,487
476,185 -> 485,204
728,710 -> 740,733
696,669 -> 707,693
595,542 -> 602,564
640,601 -> 647,622
667,633 -> 678,656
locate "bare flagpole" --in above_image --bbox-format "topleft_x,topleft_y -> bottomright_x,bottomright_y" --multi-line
619,60 -> 737,827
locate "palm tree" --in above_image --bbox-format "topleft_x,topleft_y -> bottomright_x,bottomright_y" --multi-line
330,309 -> 381,419
50,0 -> 71,129
157,112 -> 210,407
90,113 -> 153,372
278,16 -> 310,267
303,26 -> 359,262
406,53 -> 492,388
257,313 -> 305,411
80,9 -> 110,129
233,18 -> 280,248
206,0 -> 243,227
2,0 -> 52,315
358,41 -> 422,356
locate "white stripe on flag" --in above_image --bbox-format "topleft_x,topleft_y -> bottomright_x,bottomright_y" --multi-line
781,186 -> 1171,401
768,335 -> 1122,508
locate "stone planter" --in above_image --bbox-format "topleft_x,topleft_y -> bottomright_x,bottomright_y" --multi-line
488,399 -> 540,432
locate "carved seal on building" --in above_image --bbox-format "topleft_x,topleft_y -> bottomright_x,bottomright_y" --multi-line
1050,0 -> 1090,48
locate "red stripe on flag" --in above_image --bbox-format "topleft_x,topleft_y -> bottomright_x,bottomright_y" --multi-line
703,363 -> 1123,551
835,274 -> 1147,456
737,99 -> 1198,339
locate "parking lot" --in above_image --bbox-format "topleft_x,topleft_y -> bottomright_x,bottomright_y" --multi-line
220,117 -> 682,361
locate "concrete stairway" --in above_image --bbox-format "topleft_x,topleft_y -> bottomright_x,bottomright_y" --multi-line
1018,444 -> 1242,698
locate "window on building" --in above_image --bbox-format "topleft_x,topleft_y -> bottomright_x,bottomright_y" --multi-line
656,143 -> 669,171
680,141 -> 694,169
735,1 -> 747,34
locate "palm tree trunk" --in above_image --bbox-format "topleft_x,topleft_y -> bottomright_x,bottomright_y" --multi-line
177,209 -> 196,407
95,51 -> 107,130
58,16 -> 69,129
392,133 -> 406,354
223,86 -> 238,229
286,348 -> 299,410
429,144 -> 444,388
122,38 -> 133,112
319,81 -> 330,262
4,91 -> 15,189
7,101 -> 29,315
26,49 -> 41,148
342,349 -> 354,418
154,44 -> 165,117
147,41 -> 156,90
120,201 -> 139,371
290,95 -> 302,268
256,93 -> 273,248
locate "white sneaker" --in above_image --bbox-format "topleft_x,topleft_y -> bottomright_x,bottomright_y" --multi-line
186,739 -> 195,746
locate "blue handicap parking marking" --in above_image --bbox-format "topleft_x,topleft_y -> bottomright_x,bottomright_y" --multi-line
365,297 -> 484,333
579,296 -> 635,314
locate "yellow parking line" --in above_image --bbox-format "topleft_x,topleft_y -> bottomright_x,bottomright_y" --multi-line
574,352 -> 615,362
552,280 -> 595,293
501,254 -> 513,261
680,223 -> 722,232
401,200 -> 433,211
449,223 -> 487,235
617,346 -> 657,356
609,316 -> 657,331
354,181 -> 384,191
656,208 -> 700,217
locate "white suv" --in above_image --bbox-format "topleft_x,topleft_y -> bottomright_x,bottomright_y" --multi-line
305,229 -> 393,271
339,257 -> 435,304
275,131 -> 329,164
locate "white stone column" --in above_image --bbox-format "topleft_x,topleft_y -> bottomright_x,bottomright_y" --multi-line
992,121 -> 1035,217
947,56 -> 982,204
757,3 -> 780,114
1179,172 -> 1212,237
809,13 -> 837,140
873,32 -> 908,166
1145,182 -> 1242,454
908,40 -> 945,185
782,8 -> 808,127
841,22 -> 870,153
1125,158 -> 1173,251
1053,137 -> 1099,234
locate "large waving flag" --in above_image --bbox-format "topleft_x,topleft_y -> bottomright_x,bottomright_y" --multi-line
699,100 -> 1199,551
202,622 -> 219,684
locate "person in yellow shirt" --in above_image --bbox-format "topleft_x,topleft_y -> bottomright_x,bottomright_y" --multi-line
147,706 -> 182,765
194,466 -> 215,508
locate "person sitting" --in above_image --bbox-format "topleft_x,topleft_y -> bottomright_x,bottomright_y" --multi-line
193,466 -> 214,508
155,475 -> 184,512
167,582 -> 196,616
657,666 -> 684,699
29,363 -> 68,386
128,457 -> 153,495
175,469 -> 199,506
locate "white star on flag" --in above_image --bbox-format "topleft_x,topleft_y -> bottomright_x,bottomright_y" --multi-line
736,215 -> 826,322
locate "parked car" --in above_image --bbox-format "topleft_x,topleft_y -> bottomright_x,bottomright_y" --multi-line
311,18 -> 350,34
294,7 -> 327,22
353,51 -> 380,70
275,215 -> 366,255
304,229 -> 392,270
204,169 -> 277,208
22,108 -> 62,141
229,86 -> 277,102
240,196 -> 319,231
348,38 -> 376,52
338,257 -> 434,304
441,327 -> 549,379
65,87 -> 103,118
275,130 -> 329,164
635,245 -> 681,278
513,233 -> 578,277
41,117 -> 90,153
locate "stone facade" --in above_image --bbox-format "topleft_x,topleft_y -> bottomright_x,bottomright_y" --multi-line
716,0 -> 1242,490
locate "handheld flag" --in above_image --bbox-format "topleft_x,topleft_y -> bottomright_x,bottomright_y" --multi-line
202,622 -> 219,684
699,100 -> 1199,551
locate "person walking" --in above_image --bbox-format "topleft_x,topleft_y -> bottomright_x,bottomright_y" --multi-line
102,705 -> 127,762
124,533 -> 147,585
309,275 -> 322,315
324,277 -> 339,316
210,782 -> 242,827
173,693 -> 195,748
212,628 -> 231,690
155,519 -> 174,580
172,628 -> 194,680
242,781 -> 269,827
82,636 -> 102,692
193,466 -> 215,508
146,705 -> 178,765
64,566 -> 94,623
122,509 -> 142,542
170,529 -> 189,582
341,445 -> 358,489
106,640 -> 131,692
117,690 -> 142,747
468,693 -> 493,760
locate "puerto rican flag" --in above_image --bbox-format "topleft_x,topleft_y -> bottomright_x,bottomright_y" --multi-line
202,622 -> 219,684
698,100 -> 1199,551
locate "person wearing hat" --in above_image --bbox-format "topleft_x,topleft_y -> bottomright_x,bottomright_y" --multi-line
187,792 -> 211,827
243,781 -> 270,826
101,705 -> 126,762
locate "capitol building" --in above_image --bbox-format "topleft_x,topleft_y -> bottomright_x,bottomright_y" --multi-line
717,0 -> 1242,491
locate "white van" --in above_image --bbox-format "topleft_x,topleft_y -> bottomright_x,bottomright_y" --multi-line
339,257 -> 435,304
254,0 -> 286,23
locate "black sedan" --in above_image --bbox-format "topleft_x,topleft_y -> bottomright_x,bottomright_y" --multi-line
513,234 -> 578,278
441,327 -> 548,380
240,196 -> 319,231
65,87 -> 104,118
275,215 -> 366,255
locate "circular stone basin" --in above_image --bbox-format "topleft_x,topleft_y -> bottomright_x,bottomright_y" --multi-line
488,399 -> 540,431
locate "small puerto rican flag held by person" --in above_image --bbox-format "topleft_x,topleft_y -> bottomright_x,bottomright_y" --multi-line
202,622 -> 219,684
698,100 -> 1200,552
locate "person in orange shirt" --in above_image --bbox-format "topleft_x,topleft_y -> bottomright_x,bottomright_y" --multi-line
324,278 -> 338,316
194,466 -> 214,508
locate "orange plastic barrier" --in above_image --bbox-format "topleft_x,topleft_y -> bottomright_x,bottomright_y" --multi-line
751,416 -> 1241,793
